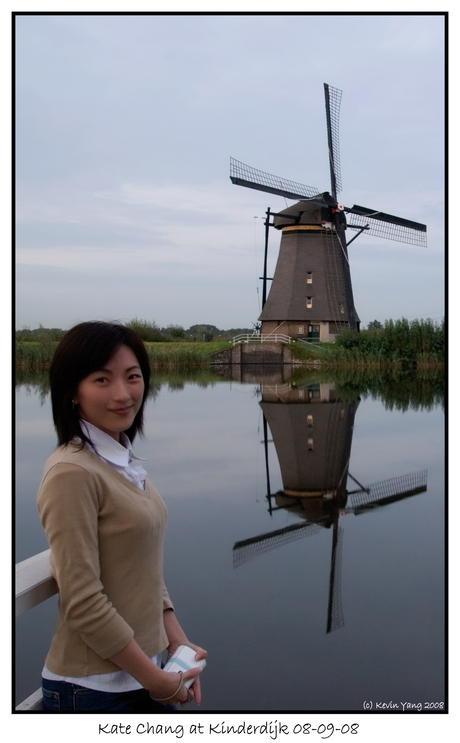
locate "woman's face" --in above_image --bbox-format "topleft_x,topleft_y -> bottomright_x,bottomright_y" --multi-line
74,345 -> 145,441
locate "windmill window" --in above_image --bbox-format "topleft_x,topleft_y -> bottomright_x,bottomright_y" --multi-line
307,272 -> 313,284
307,414 -> 313,427
298,325 -> 304,334
308,437 -> 314,450
306,297 -> 313,309
339,302 -> 345,314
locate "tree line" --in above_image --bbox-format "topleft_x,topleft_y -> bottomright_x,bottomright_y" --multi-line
15,317 -> 445,363
15,320 -> 254,344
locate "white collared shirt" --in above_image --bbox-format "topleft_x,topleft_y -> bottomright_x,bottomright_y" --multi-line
42,420 -> 162,692
79,419 -> 148,491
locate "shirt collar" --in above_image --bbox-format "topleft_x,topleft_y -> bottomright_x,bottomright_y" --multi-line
80,419 -> 141,467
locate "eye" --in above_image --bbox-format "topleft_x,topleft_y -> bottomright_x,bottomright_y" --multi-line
129,372 -> 143,381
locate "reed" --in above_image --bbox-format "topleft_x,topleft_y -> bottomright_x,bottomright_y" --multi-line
15,340 -> 232,371
132,342 -> 231,368
15,341 -> 59,369
290,318 -> 444,369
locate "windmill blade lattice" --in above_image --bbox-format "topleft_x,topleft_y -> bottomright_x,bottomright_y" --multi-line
233,520 -> 322,568
327,523 -> 345,633
347,470 -> 428,513
347,209 -> 427,247
324,83 -> 343,198
230,157 -> 321,202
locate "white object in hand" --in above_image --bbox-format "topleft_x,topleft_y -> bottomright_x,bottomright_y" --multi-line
163,645 -> 207,689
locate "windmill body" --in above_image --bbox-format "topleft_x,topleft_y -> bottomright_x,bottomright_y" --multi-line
230,84 -> 426,341
260,199 -> 360,341
260,382 -> 359,501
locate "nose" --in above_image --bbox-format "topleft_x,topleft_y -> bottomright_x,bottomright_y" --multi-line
112,379 -> 131,402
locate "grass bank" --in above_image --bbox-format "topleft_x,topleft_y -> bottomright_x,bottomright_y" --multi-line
15,341 -> 60,369
15,317 -> 445,371
290,341 -> 444,369
143,342 -> 231,368
15,338 -> 444,371
15,340 -> 233,370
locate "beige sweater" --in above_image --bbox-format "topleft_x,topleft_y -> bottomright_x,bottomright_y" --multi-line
37,443 -> 173,677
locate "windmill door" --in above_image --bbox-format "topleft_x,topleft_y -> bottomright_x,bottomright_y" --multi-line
307,324 -> 320,342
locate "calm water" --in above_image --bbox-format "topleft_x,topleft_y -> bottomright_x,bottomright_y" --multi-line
15,368 -> 445,711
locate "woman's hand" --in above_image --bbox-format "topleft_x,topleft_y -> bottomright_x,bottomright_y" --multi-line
109,639 -> 203,707
165,641 -> 207,706
163,609 -> 207,706
150,667 -> 202,707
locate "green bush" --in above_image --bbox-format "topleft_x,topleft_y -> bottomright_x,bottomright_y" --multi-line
334,318 -> 444,364
125,318 -> 165,342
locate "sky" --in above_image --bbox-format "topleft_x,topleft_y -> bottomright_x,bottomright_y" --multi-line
14,12 -> 445,331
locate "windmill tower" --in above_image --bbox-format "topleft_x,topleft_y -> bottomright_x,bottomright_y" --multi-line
233,380 -> 428,633
230,84 -> 427,342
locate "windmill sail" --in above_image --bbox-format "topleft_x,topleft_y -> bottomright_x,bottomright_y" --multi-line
324,83 -> 342,199
346,206 -> 427,247
230,157 -> 321,202
230,158 -> 426,248
327,522 -> 345,633
233,521 -> 321,568
347,470 -> 428,513
230,158 -> 427,248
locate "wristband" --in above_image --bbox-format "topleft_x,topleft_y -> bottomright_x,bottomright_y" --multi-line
149,671 -> 184,702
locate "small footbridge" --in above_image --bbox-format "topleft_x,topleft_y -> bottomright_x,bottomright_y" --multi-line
211,334 -> 295,366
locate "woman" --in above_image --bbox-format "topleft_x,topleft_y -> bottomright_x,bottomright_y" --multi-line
37,321 -> 206,712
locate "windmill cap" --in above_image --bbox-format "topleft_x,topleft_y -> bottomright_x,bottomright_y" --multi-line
273,199 -> 331,229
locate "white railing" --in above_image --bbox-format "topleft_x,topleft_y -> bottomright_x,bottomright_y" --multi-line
296,338 -> 323,347
232,334 -> 292,346
260,383 -> 292,397
15,549 -> 58,711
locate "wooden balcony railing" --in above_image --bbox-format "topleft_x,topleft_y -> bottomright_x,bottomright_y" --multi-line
15,549 -> 58,711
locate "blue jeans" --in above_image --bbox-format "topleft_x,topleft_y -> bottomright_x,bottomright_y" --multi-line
42,678 -> 177,712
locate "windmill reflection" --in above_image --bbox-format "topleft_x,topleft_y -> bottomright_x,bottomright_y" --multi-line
233,375 -> 428,633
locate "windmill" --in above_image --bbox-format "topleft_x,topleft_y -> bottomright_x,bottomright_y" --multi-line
230,84 -> 427,342
233,468 -> 428,633
232,380 -> 428,633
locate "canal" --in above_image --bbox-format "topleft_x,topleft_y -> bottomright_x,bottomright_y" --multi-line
15,367 -> 445,712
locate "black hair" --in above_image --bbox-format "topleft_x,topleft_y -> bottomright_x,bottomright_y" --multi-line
50,321 -> 151,446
